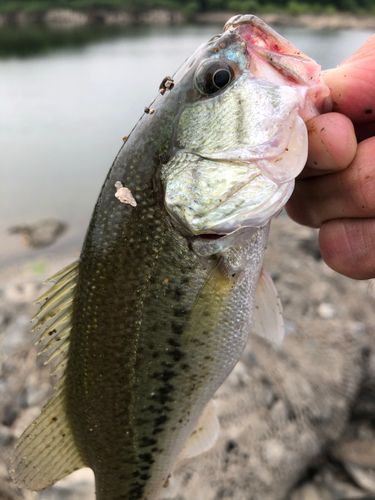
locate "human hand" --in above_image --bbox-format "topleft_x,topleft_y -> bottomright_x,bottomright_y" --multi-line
286,35 -> 375,279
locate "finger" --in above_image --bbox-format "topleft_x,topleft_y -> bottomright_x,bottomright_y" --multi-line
286,137 -> 375,227
300,113 -> 357,179
323,34 -> 375,123
340,32 -> 375,66
319,218 -> 375,280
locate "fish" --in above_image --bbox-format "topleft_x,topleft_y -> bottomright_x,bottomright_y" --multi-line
11,15 -> 330,500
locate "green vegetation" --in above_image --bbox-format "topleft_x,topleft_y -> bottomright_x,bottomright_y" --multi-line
0,25 -> 139,56
0,0 -> 374,15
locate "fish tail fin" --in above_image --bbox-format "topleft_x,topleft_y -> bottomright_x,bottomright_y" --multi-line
11,260 -> 88,491
11,388 -> 87,491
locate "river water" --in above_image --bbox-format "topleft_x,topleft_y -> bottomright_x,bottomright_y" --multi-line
1,24 -> 373,267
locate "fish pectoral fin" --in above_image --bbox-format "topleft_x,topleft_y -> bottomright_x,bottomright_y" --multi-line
11,388 -> 88,491
253,267 -> 284,344
178,400 -> 220,461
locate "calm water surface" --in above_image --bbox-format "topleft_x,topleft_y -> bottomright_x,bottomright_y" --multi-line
1,25 -> 373,267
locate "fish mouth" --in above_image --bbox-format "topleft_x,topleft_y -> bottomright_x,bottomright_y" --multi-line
163,15 -> 316,238
223,15 -> 321,87
223,15 -> 299,52
223,14 -> 331,121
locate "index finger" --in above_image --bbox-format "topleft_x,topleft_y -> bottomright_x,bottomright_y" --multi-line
323,34 -> 375,123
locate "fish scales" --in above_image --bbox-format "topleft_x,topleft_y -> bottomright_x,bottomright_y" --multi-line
67,175 -> 268,498
12,15 -> 331,500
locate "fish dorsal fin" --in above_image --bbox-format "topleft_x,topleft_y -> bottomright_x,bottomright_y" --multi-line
32,261 -> 79,373
11,261 -> 87,491
253,268 -> 284,344
178,400 -> 220,461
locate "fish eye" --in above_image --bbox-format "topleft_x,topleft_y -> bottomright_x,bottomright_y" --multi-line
195,60 -> 234,95
213,69 -> 231,89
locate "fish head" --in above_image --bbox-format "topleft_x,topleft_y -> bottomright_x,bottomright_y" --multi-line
161,15 -> 330,242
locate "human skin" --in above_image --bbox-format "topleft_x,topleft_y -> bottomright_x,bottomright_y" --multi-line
286,34 -> 375,279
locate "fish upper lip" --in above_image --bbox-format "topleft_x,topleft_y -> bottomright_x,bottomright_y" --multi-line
223,15 -> 322,89
222,14 -> 310,61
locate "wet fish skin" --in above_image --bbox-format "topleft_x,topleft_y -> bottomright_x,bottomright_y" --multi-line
11,16 -> 330,500
66,30 -> 269,500
69,227 -> 268,500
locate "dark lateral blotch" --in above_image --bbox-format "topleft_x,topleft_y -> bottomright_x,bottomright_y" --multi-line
138,452 -> 155,464
169,348 -> 185,362
168,338 -> 181,348
155,414 -> 169,426
171,322 -> 184,335
139,437 -> 157,448
174,287 -> 184,299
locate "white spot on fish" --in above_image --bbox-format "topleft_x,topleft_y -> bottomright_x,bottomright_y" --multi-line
114,181 -> 137,207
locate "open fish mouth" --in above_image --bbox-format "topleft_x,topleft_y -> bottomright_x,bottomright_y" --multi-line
223,14 -> 329,110
162,15 -> 329,237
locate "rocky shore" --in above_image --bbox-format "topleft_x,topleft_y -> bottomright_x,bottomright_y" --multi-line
1,217 -> 375,500
0,8 -> 375,30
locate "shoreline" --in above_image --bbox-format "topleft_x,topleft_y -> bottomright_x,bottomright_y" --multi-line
1,9 -> 375,30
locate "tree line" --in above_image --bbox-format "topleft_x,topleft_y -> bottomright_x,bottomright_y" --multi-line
0,0 -> 373,15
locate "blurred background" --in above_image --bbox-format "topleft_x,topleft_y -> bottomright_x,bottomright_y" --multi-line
1,1 -> 375,500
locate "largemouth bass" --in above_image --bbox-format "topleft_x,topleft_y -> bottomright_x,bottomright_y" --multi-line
12,15 -> 330,500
